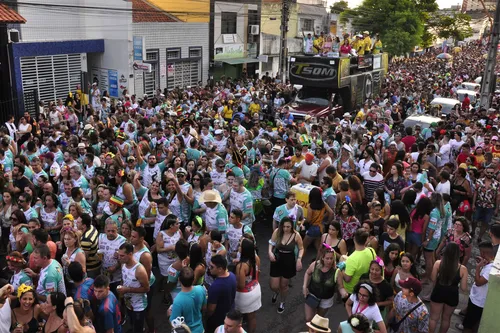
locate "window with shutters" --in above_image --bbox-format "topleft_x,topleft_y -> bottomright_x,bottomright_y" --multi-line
144,49 -> 159,96
20,54 -> 81,106
301,18 -> 314,31
166,47 -> 202,90
221,12 -> 237,34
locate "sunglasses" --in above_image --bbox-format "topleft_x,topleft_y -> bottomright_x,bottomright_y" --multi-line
177,174 -> 186,177
192,178 -> 200,181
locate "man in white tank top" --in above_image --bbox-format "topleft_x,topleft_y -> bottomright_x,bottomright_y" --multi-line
117,243 -> 150,333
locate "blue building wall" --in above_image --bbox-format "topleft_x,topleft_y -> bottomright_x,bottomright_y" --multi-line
10,39 -> 105,113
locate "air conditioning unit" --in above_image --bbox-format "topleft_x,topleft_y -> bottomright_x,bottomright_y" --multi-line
249,25 -> 260,35
8,29 -> 20,43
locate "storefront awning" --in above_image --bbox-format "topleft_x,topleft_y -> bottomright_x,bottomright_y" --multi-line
220,57 -> 261,65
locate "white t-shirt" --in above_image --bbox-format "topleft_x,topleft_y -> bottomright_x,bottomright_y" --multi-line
439,143 -> 451,167
349,294 -> 383,323
470,263 -> 493,308
349,294 -> 383,324
298,160 -> 318,185
436,181 -> 451,195
0,298 -> 11,333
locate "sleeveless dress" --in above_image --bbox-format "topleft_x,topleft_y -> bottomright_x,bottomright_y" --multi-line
235,263 -> 262,314
430,268 -> 461,307
270,233 -> 297,279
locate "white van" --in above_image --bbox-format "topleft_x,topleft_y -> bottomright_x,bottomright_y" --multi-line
461,82 -> 480,91
430,97 -> 460,114
403,115 -> 442,129
456,89 -> 478,103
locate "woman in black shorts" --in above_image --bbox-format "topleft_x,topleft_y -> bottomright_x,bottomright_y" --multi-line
268,217 -> 304,314
429,242 -> 468,333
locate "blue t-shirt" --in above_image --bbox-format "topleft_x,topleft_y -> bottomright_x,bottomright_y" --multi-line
74,277 -> 95,302
207,273 -> 237,330
170,286 -> 207,333
97,292 -> 122,333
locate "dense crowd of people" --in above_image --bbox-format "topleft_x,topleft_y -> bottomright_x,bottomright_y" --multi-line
0,38 -> 499,333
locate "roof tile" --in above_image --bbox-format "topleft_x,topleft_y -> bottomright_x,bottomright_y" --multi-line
132,0 -> 178,23
0,4 -> 26,24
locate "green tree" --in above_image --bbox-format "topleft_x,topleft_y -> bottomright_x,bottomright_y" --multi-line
421,28 -> 436,48
428,13 -> 474,42
340,0 -> 437,55
330,0 -> 349,13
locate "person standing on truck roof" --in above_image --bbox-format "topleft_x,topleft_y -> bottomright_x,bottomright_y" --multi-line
372,34 -> 383,54
303,30 -> 315,54
356,34 -> 365,55
363,31 -> 372,55
340,38 -> 351,57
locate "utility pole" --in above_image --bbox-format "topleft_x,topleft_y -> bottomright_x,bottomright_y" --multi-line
479,1 -> 500,109
279,0 -> 290,82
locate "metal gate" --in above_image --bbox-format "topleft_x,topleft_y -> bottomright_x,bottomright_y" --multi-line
20,54 -> 82,106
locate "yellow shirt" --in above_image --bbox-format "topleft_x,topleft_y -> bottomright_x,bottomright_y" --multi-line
364,37 -> 372,52
357,39 -> 365,55
249,103 -> 261,116
373,40 -> 383,54
313,37 -> 324,54
222,106 -> 233,120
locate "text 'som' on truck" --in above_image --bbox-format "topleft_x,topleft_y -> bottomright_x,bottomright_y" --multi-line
287,53 -> 389,119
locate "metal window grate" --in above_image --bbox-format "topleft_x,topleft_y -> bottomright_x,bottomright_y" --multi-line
167,50 -> 180,60
167,59 -> 201,90
189,48 -> 201,58
20,54 -> 82,105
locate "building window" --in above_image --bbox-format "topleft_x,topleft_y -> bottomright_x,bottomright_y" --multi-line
144,50 -> 159,96
248,10 -> 259,26
167,49 -> 181,60
221,12 -> 237,34
301,18 -> 314,31
167,47 -> 202,90
189,47 -> 202,58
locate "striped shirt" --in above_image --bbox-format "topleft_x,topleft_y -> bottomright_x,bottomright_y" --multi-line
80,225 -> 100,271
362,171 -> 384,201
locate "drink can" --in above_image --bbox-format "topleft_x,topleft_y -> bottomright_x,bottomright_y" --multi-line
136,218 -> 142,227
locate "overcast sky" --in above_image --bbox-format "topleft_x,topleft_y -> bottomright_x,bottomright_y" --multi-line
326,0 -> 460,9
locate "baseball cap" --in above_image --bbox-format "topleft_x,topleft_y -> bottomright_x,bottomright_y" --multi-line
305,152 -> 314,163
77,143 -> 86,149
398,277 -> 422,295
214,129 -> 223,135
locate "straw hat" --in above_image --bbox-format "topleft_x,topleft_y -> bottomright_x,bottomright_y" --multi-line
198,190 -> 222,204
306,314 -> 331,333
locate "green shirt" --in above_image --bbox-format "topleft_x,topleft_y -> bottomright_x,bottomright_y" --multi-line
36,259 -> 67,297
344,247 -> 376,293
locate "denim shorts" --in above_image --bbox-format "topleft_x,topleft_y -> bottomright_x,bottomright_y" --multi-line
407,231 -> 422,247
306,225 -> 322,238
474,206 -> 495,226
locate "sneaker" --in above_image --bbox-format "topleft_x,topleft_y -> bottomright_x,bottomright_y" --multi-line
271,292 -> 278,304
277,302 -> 285,314
454,309 -> 465,317
455,323 -> 464,330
